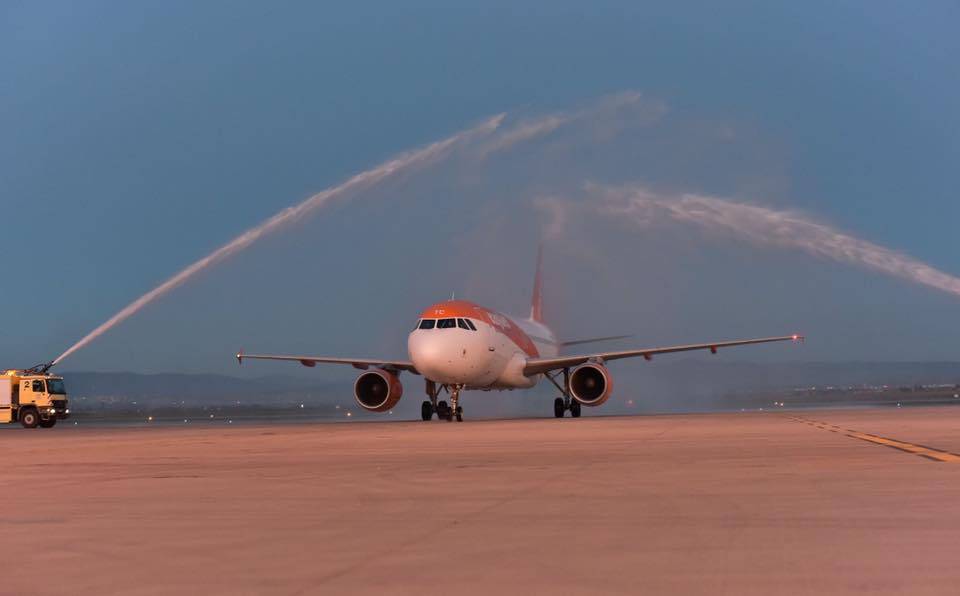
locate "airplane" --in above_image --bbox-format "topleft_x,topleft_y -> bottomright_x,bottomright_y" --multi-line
237,249 -> 803,422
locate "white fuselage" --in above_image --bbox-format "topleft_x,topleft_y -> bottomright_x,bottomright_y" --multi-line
408,313 -> 559,390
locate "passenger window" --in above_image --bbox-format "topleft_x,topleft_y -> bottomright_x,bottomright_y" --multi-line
437,318 -> 456,329
457,318 -> 470,330
465,319 -> 477,331
32,380 -> 44,392
418,319 -> 436,330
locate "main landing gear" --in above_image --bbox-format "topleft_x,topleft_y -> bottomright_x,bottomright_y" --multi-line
421,380 -> 464,422
547,369 -> 581,419
553,397 -> 581,418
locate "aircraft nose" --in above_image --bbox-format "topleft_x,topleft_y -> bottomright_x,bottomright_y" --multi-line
408,329 -> 488,384
408,330 -> 451,377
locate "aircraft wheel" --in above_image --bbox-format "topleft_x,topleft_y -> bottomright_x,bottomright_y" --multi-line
437,401 -> 450,421
553,398 -> 565,418
455,407 -> 463,422
570,401 -> 582,418
20,408 -> 39,429
421,401 -> 433,421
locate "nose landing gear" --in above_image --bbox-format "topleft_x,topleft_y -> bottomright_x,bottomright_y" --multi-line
447,385 -> 464,422
421,380 -> 464,422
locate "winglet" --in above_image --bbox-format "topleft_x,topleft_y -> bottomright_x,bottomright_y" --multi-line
236,349 -> 244,366
530,244 -> 544,323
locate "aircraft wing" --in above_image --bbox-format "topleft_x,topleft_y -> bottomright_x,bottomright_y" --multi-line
523,335 -> 802,376
237,352 -> 419,374
560,334 -> 633,347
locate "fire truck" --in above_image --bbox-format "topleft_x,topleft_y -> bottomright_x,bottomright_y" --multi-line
0,363 -> 69,428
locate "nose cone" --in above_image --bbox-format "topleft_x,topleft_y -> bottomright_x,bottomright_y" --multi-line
408,329 -> 491,385
408,330 -> 447,380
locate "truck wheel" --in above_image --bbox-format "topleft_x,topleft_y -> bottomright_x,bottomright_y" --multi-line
20,409 -> 39,429
40,418 -> 57,428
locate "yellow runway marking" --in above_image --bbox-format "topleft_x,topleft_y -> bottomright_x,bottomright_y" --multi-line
790,416 -> 960,463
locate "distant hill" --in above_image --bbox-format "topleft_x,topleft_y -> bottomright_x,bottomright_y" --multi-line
626,360 -> 960,412
635,360 -> 960,394
58,361 -> 960,415
60,371 -> 342,405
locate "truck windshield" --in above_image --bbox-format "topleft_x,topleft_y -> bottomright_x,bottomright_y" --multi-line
46,379 -> 66,395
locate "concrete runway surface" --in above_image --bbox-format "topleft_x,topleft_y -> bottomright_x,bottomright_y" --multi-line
2,407 -> 959,595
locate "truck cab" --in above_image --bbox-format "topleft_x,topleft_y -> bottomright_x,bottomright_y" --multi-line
0,370 -> 70,428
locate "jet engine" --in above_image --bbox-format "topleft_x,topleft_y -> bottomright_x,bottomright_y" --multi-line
354,369 -> 404,412
569,363 -> 613,406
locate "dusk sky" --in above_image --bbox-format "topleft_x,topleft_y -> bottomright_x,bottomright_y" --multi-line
2,1 -> 958,374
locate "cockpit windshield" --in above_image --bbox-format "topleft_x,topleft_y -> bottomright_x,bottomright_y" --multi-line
46,379 -> 66,395
418,317 -> 476,330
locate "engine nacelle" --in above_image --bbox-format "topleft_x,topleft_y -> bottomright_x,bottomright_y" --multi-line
354,369 -> 403,412
569,363 -> 613,407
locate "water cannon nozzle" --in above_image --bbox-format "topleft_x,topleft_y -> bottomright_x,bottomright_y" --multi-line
23,361 -> 56,375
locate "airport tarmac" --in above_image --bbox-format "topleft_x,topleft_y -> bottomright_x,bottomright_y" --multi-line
2,406 -> 959,595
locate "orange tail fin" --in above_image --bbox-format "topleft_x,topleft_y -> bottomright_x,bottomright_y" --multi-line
530,245 -> 544,323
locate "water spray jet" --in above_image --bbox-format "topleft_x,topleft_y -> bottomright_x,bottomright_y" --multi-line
590,184 -> 960,300
50,114 -> 505,367
50,93 -> 656,367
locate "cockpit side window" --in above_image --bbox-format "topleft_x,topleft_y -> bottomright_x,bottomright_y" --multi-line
437,318 -> 456,329
464,319 -> 477,331
457,318 -> 470,330
418,319 -> 436,330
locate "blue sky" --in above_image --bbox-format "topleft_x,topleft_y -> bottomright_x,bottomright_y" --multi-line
1,1 -> 958,372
